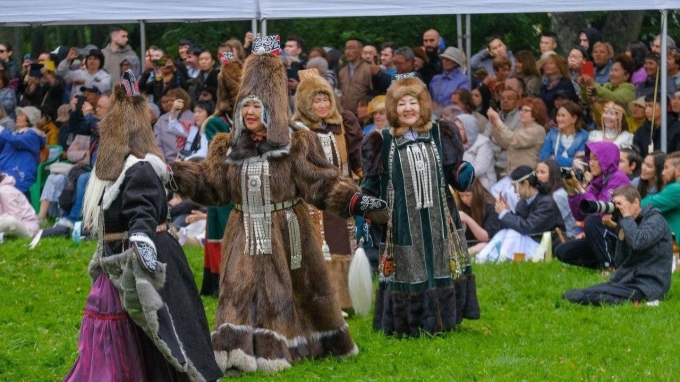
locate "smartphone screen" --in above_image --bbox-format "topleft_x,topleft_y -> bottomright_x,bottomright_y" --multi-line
29,63 -> 43,78
580,61 -> 594,78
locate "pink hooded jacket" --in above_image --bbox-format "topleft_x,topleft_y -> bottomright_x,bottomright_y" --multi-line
0,174 -> 39,236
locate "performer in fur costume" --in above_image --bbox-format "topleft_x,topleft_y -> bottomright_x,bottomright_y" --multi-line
291,69 -> 364,311
64,71 -> 223,382
200,52 -> 242,297
361,74 -> 481,337
168,38 -> 390,374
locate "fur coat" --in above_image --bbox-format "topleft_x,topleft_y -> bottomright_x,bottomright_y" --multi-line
169,126 -> 360,374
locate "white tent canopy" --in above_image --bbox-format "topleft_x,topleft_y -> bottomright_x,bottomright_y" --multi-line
1,0 -> 676,25
1,0 -> 257,25
259,0 -> 675,19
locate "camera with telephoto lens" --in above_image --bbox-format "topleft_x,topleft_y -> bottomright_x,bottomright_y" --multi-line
579,200 -> 616,214
560,167 -> 585,182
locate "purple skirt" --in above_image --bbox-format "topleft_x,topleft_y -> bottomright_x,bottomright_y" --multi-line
64,273 -> 147,382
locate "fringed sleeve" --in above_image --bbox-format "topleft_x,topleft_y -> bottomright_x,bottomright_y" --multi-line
291,129 -> 359,219
168,132 -> 232,206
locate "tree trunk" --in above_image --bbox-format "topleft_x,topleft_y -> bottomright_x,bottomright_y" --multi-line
602,11 -> 645,54
550,12 -> 588,56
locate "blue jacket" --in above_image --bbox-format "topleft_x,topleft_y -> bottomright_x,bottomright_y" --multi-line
429,68 -> 470,106
0,127 -> 46,192
538,127 -> 589,167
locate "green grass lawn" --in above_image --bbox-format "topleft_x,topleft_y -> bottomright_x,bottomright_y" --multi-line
1,238 -> 679,381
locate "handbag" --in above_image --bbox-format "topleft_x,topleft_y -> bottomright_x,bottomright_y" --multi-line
67,134 -> 91,165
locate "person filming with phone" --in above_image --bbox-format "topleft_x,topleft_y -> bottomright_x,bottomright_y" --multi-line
555,141 -> 631,269
56,47 -> 111,98
563,185 -> 673,306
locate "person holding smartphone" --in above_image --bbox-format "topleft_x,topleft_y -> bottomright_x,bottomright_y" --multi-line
56,47 -> 111,98
579,54 -> 636,107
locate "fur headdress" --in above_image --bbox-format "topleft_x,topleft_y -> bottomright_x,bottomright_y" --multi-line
291,74 -> 341,129
385,76 -> 433,136
215,59 -> 243,117
95,78 -> 161,181
232,52 -> 290,147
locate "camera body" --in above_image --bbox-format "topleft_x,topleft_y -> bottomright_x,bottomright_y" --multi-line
560,167 -> 585,182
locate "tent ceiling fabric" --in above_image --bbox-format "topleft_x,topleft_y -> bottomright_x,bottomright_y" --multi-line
259,0 -> 674,19
1,0 -> 256,25
0,0 -> 674,24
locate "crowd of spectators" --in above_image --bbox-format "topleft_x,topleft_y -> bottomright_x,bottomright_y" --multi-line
1,24 -> 678,306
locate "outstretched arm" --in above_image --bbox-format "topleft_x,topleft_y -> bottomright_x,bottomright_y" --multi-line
169,132 -> 232,206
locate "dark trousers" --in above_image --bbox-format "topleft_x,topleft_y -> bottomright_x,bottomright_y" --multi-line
563,282 -> 645,306
555,214 -> 617,269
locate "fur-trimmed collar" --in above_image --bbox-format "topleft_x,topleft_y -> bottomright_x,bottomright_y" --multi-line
389,121 -> 433,137
102,154 -> 168,210
226,130 -> 291,164
293,120 -> 342,135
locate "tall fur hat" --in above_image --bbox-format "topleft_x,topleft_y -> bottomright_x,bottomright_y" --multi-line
95,84 -> 161,181
216,60 -> 243,117
291,74 -> 341,129
232,53 -> 290,147
385,76 -> 432,134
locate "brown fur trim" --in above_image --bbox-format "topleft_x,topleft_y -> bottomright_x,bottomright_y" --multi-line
291,76 -> 341,129
385,77 -> 433,135
216,61 -> 242,116
169,132 -> 232,206
233,54 -> 289,147
324,178 -> 360,219
227,130 -> 290,163
96,84 -> 161,181
361,131 -> 384,177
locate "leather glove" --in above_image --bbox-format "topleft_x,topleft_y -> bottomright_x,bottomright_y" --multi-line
447,161 -> 475,191
349,192 -> 390,225
129,232 -> 158,273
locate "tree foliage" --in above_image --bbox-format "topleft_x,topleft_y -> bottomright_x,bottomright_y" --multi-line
1,11 -> 679,61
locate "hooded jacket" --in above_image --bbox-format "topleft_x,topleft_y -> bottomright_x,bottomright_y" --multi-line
568,141 -> 631,221
0,174 -> 39,236
0,126 -> 46,192
612,205 -> 673,301
459,114 -> 495,190
102,44 -> 141,81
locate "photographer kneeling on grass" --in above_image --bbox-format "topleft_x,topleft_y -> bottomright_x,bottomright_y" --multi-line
555,141 -> 631,268
563,185 -> 673,305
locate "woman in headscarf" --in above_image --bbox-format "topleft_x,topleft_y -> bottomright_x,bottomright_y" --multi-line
457,113 -> 496,190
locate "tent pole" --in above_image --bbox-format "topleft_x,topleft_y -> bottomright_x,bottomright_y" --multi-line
456,14 -> 463,51
139,20 -> 146,72
251,19 -> 258,36
466,13 -> 471,82
661,9 -> 668,152
261,18 -> 267,37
